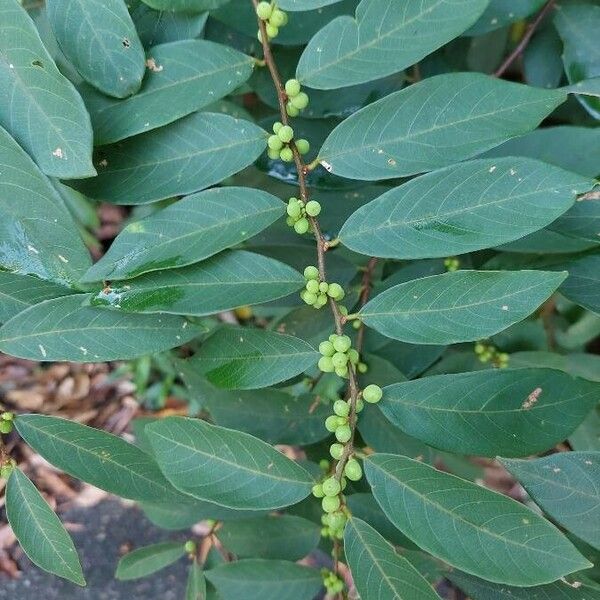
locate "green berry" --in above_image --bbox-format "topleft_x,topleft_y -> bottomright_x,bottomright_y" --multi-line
332,334 -> 351,353
355,398 -> 364,413
474,342 -> 485,354
286,103 -> 300,118
265,23 -> 279,38
267,147 -> 280,160
325,414 -> 339,432
312,483 -> 324,498
335,424 -> 351,443
277,125 -> 294,143
305,200 -> 321,217
294,217 -> 309,234
322,495 -> 341,513
304,265 -> 319,280
352,319 -> 361,330
319,340 -> 335,357
322,477 -> 341,497
295,139 -> 310,155
358,362 -> 368,374
0,421 -> 13,434
328,511 -> 346,530
335,365 -> 348,378
272,121 -> 283,134
285,78 -> 301,97
286,215 -> 295,226
327,283 -> 345,300
256,1 -> 272,19
328,334 -> 337,342
306,279 -> 319,294
344,458 -> 362,481
363,384 -> 383,404
302,290 -> 317,305
319,356 -> 335,374
267,134 -> 283,151
332,352 -> 348,369
280,147 -> 294,162
336,416 -> 348,427
333,399 -> 350,417
270,8 -> 287,27
290,91 -> 309,110
319,281 -> 329,293
184,540 -> 196,554
287,201 -> 302,219
319,459 -> 330,471
2,412 -> 14,421
329,443 -> 344,460
0,464 -> 13,479
348,348 -> 359,364
315,293 -> 328,308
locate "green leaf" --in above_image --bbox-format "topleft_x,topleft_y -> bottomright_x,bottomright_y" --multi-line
554,4 -> 600,119
15,414 -> 191,503
0,294 -> 199,362
186,562 -> 207,600
0,272 -> 72,323
116,542 -> 186,580
81,187 -> 283,282
46,0 -> 145,98
502,453 -> 600,550
89,251 -> 303,316
365,454 -> 592,586
449,569 -> 599,600
192,326 -> 318,389
558,253 -> 600,315
339,158 -> 591,258
0,0 -> 95,178
205,559 -> 322,600
81,40 -> 254,144
296,0 -> 487,89
278,0 -> 344,9
74,112 -> 266,205
344,517 -> 441,600
218,515 -> 320,561
6,469 -> 85,586
379,369 -> 600,457
147,417 -> 314,510
0,127 -> 92,285
360,270 -> 566,345
318,73 -> 566,181
524,27 -> 564,90
570,409 -> 600,453
466,0 -> 546,36
141,0 -> 230,10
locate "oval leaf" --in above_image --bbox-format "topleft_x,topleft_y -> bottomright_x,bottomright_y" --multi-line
365,453 -> 591,586
6,469 -> 85,586
0,127 -> 92,285
502,452 -> 600,550
116,541 -> 186,580
318,73 -> 566,181
82,40 -> 254,143
0,0 -> 95,178
82,187 -> 283,282
15,414 -> 190,503
297,0 -> 487,89
186,562 -> 207,600
74,112 -> 266,204
205,559 -> 322,600
192,326 -> 318,389
559,253 -> 600,315
360,270 -> 567,345
89,251 -> 304,316
147,417 -> 313,510
339,158 -> 592,259
47,0 -> 145,98
379,369 -> 600,457
344,517 -> 441,600
0,294 -> 199,362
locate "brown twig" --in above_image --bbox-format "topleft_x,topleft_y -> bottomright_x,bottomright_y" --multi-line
494,0 -> 556,78
355,257 -> 378,353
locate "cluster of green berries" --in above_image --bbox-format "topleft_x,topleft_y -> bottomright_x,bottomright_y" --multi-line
0,458 -> 16,479
300,266 -> 346,310
322,569 -> 344,595
283,78 -> 309,117
318,334 -> 368,378
444,256 -> 460,272
0,412 -> 14,434
475,342 -> 509,368
267,123 -> 309,162
286,198 -> 320,234
255,2 -> 287,40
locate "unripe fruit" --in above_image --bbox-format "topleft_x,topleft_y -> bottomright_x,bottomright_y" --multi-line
319,459 -> 330,472
304,265 -> 319,280
327,283 -> 344,300
305,200 -> 321,216
0,421 -> 13,434
348,348 -> 359,364
2,412 -> 14,421
286,216 -> 295,226
273,121 -> 283,134
335,365 -> 348,378
322,477 -> 341,497
268,134 -> 283,151
290,91 -> 309,110
344,458 -> 362,481
352,319 -> 361,329
270,8 -> 287,27
319,356 -> 335,373
294,217 -> 309,234
266,23 -> 279,38
319,281 -> 329,293
329,443 -> 344,460
312,483 -> 324,498
335,424 -> 351,443
267,147 -> 280,160
358,362 -> 368,374
285,78 -> 301,97
315,294 -> 328,308
286,103 -> 300,117
0,464 -> 13,479
256,1 -> 272,19
280,147 -> 294,162
333,335 -> 351,353
336,416 -> 348,427
287,202 -> 302,219
332,352 -> 348,369
363,384 -> 383,404
306,279 -> 319,294
295,139 -> 310,155
184,540 -> 196,554
355,398 -> 364,413
322,495 -> 341,513
303,290 -> 317,305
277,125 -> 294,143
319,341 -> 335,357
333,399 -> 350,417
328,511 -> 346,530
325,415 -> 339,432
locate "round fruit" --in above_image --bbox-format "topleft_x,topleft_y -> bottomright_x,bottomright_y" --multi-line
355,398 -> 364,413
322,477 -> 341,497
277,125 -> 294,143
319,340 -> 335,357
305,200 -> 321,216
267,134 -> 283,151
328,511 -> 346,530
319,459 -> 330,471
272,121 -> 283,134
306,279 -> 319,294
287,201 -> 302,218
0,421 -> 13,434
333,399 -> 350,417
312,483 -> 324,498
332,352 -> 348,369
358,362 -> 368,374
294,217 -> 309,234
270,8 -> 287,27
266,23 -> 279,38
363,384 -> 383,404
335,365 -> 348,378
2,412 -> 14,421
256,1 -> 272,19
335,424 -> 351,443
286,103 -> 300,117
295,139 -> 310,155
303,290 -> 317,305
304,265 -> 319,280
322,495 -> 341,513
315,294 -> 328,308
347,348 -> 359,364
285,78 -> 301,97
329,443 -> 344,460
327,283 -> 344,300
332,335 -> 351,353
184,540 -> 196,554
267,147 -> 280,160
344,458 -> 362,481
280,147 -> 294,162
290,91 -> 309,110
319,356 -> 335,373
319,281 -> 329,293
